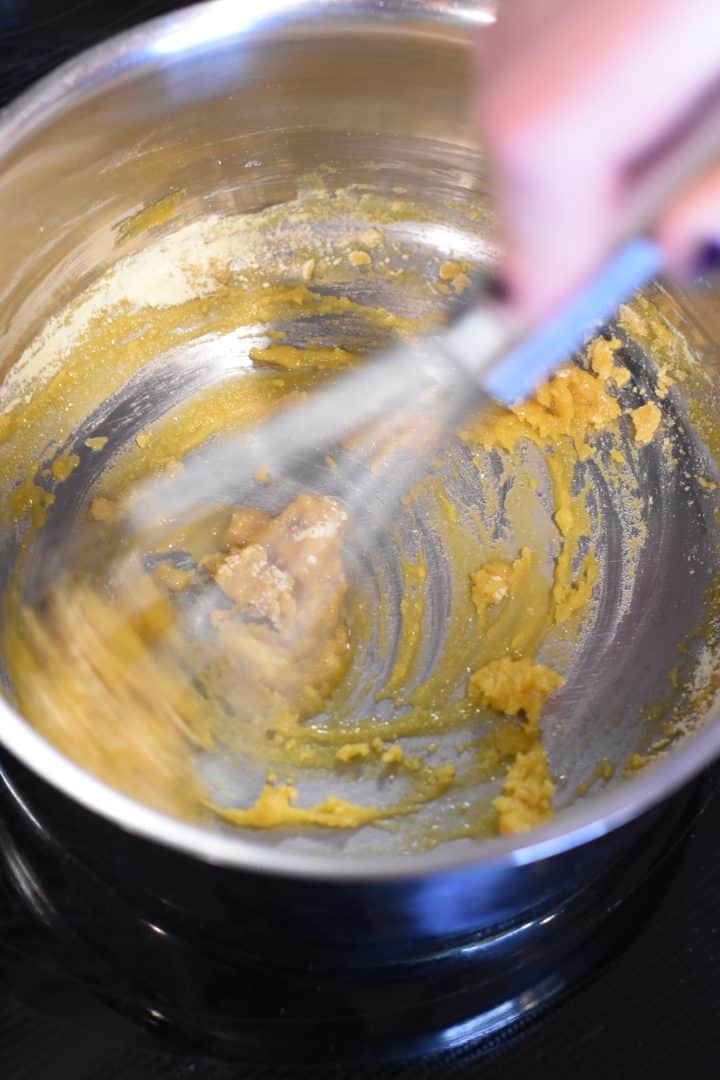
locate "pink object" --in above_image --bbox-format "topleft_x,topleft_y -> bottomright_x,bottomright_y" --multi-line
477,0 -> 720,318
656,165 -> 720,275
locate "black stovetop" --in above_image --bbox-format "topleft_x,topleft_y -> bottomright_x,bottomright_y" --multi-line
2,767 -> 720,1078
1,2 -> 720,1076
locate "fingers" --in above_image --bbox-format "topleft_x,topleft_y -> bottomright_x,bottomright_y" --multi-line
655,165 -> 720,278
477,0 -> 720,319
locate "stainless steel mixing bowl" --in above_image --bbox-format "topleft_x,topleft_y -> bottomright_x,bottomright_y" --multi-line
0,0 -> 720,938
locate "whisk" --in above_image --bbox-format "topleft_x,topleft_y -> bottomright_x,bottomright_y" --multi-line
128,236 -> 662,548
126,88 -> 720,549
30,108 -> 720,610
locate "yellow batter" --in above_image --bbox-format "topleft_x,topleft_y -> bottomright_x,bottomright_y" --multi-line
0,185 -> 679,844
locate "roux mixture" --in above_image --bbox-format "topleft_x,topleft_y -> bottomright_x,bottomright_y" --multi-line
0,184 -> 715,849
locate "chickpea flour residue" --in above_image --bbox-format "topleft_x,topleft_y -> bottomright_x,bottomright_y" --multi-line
0,185 -> 693,849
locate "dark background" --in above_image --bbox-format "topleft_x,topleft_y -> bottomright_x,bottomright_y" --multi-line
0,1 -> 719,1076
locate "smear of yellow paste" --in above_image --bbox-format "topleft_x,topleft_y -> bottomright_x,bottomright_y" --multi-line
249,344 -> 357,371
382,549 -> 427,697
116,189 -> 185,242
215,784 -> 383,829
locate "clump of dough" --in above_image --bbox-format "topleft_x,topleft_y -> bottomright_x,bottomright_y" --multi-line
438,259 -> 472,294
631,402 -> 662,445
336,742 -> 371,763
471,561 -> 511,608
494,746 -> 555,835
348,249 -> 371,269
587,336 -> 630,387
470,548 -> 532,621
469,656 -> 564,724
207,493 -> 352,730
153,562 -> 194,593
84,436 -> 108,452
50,453 -> 80,482
465,364 -> 621,459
